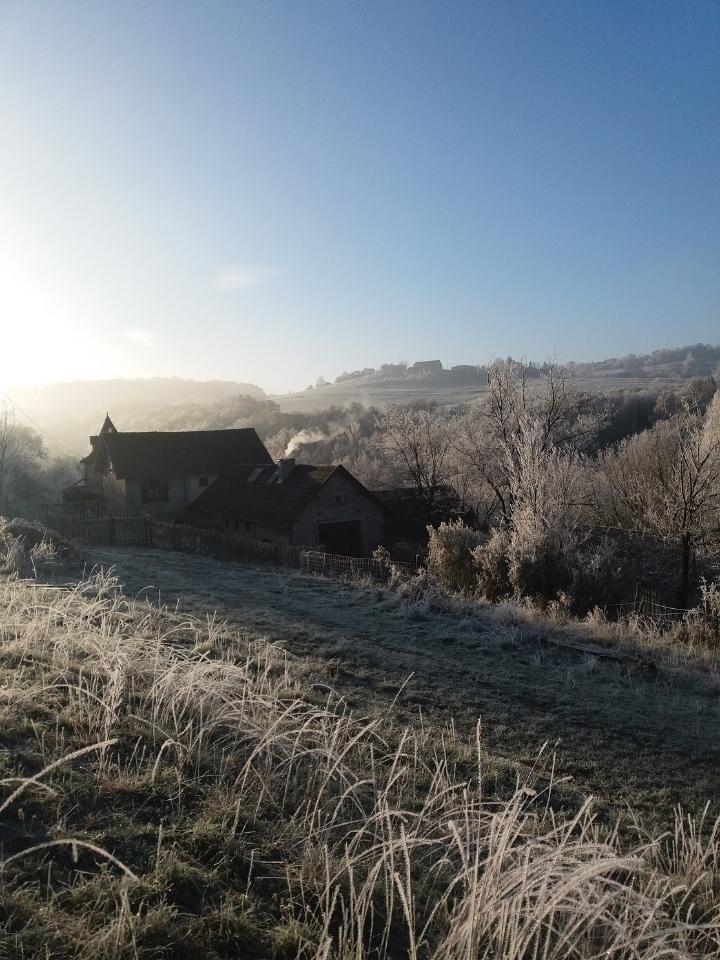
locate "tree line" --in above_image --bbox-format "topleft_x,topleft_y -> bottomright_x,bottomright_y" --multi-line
378,364 -> 719,612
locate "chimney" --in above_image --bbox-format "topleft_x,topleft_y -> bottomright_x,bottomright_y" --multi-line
277,458 -> 296,483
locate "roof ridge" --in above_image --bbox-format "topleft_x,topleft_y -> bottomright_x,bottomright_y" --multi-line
105,427 -> 259,436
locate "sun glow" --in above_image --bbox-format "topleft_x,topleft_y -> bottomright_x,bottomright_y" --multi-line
0,246 -> 111,393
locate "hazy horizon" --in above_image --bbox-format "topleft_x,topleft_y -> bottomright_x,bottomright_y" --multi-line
3,335 -> 719,400
2,1 -> 719,394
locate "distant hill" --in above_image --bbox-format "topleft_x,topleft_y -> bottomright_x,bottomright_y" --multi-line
273,342 -> 720,412
6,378 -> 266,454
5,343 -> 718,455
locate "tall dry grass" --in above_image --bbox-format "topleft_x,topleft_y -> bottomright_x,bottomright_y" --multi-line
1,567 -> 719,957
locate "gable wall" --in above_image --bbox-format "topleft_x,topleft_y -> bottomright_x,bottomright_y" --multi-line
290,471 -> 384,552
121,475 -> 219,518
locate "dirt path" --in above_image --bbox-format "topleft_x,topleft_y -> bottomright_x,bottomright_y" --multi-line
88,546 -> 720,832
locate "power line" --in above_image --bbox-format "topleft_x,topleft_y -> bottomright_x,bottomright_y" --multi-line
1,392 -> 82,458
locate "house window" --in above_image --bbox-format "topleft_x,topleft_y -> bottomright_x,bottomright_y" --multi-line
234,520 -> 239,532
245,521 -> 251,533
141,479 -> 169,503
199,476 -> 209,487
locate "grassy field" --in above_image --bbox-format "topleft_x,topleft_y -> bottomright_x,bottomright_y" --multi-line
85,546 -> 720,835
2,550 -> 720,958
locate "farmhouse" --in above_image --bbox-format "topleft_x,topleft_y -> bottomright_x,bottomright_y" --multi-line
187,460 -> 385,555
67,416 -> 384,554
71,415 -> 272,516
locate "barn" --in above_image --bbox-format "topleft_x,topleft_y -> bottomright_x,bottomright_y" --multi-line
187,459 -> 384,555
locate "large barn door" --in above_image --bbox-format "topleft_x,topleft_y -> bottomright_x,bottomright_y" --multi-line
318,520 -> 363,557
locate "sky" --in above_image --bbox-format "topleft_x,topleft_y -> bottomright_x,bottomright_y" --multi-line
1,0 -> 719,394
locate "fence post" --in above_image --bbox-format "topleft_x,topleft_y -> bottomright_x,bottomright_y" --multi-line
108,516 -> 116,545
143,515 -> 154,548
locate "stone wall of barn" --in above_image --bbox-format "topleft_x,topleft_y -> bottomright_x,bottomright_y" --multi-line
196,512 -> 289,543
290,471 -> 384,553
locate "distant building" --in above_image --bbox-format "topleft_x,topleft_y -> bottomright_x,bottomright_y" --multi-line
449,364 -> 481,380
67,416 -> 384,555
379,363 -> 407,378
407,360 -> 444,376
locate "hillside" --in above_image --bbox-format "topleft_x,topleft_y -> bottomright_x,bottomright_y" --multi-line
5,343 -> 718,452
2,539 -> 720,957
273,342 -> 720,412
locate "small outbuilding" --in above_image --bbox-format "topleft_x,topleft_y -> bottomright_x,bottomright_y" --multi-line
187,459 -> 384,555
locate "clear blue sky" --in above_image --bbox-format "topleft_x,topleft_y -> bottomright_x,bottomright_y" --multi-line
1,0 -> 718,392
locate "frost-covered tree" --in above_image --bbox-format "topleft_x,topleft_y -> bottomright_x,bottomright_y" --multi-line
0,404 -> 47,506
453,359 -> 602,527
503,417 -> 590,600
601,391 -> 720,606
380,404 -> 455,516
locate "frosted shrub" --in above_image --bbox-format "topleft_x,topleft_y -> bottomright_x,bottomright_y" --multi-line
4,517 -> 83,567
371,545 -> 391,576
395,567 -> 470,619
676,578 -> 720,649
426,519 -> 482,595
0,517 -> 86,578
545,591 -> 574,622
4,537 -> 29,576
396,567 -> 434,603
29,535 -> 61,576
371,545 -> 391,565
472,527 -> 511,600
701,577 -> 720,618
506,506 -> 574,604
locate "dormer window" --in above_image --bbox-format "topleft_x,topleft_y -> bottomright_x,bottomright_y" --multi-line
199,476 -> 209,487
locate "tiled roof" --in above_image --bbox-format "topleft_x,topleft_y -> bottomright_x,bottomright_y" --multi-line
188,463 -> 341,529
97,429 -> 272,480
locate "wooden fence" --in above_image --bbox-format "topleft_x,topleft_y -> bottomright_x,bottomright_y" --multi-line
5,504 -> 418,584
631,585 -> 688,622
301,551 -> 417,581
